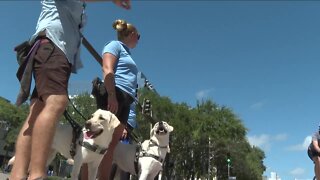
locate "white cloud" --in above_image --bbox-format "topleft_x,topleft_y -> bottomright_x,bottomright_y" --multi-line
247,133 -> 288,151
274,133 -> 288,141
286,136 -> 311,151
250,101 -> 265,109
196,88 -> 214,100
289,167 -> 305,176
247,134 -> 271,151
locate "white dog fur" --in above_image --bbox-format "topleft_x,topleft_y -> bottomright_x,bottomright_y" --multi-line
112,121 -> 174,180
8,109 -> 120,180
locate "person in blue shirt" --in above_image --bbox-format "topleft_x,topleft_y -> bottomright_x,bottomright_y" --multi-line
98,18 -> 140,180
82,19 -> 140,180
10,1 -> 131,180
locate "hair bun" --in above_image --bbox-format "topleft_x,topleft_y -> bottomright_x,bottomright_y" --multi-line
112,19 -> 128,32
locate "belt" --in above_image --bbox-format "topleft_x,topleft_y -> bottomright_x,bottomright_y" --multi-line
40,38 -> 50,45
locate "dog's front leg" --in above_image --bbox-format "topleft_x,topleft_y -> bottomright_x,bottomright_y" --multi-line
87,161 -> 100,180
70,160 -> 82,180
139,170 -> 149,180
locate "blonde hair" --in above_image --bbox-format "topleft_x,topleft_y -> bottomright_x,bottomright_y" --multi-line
112,19 -> 137,41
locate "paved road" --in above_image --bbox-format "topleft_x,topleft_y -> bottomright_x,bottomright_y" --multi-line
0,172 -> 9,179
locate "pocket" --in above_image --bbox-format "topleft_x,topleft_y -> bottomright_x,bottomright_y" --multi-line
34,42 -> 55,64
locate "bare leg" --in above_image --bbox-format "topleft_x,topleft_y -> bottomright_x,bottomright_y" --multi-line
314,156 -> 320,180
81,164 -> 88,180
10,99 -> 42,180
98,124 -> 125,180
28,94 -> 68,179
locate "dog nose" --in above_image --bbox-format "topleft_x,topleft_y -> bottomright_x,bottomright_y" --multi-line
159,121 -> 163,125
85,122 -> 91,129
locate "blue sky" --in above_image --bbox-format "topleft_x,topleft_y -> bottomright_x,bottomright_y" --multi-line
1,1 -> 320,179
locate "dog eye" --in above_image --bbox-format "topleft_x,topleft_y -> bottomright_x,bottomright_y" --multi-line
99,115 -> 106,120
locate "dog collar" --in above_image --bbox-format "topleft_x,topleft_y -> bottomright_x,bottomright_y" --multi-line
149,139 -> 168,149
140,152 -> 164,163
79,141 -> 107,154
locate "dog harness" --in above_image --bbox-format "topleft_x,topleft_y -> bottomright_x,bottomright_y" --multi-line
149,139 -> 168,149
140,139 -> 167,162
133,139 -> 169,175
79,141 -> 108,155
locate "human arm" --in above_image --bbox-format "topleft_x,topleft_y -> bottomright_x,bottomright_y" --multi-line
121,103 -> 136,140
102,53 -> 118,114
312,139 -> 320,153
82,0 -> 131,10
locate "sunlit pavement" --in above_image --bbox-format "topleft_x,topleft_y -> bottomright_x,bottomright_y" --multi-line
0,172 -> 9,179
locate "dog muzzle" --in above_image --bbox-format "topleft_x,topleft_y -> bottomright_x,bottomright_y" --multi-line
84,129 -> 103,139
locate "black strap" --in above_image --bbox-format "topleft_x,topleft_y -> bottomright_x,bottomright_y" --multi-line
68,96 -> 87,121
62,96 -> 88,158
134,144 -> 141,174
63,110 -> 82,158
81,34 -> 102,66
79,141 -> 107,154
141,152 -> 164,163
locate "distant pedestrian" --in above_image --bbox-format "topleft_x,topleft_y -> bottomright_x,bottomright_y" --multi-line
307,124 -> 320,180
47,165 -> 54,176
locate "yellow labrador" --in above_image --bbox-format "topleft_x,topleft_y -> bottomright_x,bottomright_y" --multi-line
112,121 -> 174,180
9,109 -> 120,180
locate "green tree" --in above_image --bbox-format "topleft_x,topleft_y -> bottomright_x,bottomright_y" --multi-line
0,88 -> 266,179
0,98 -> 28,145
65,92 -> 97,125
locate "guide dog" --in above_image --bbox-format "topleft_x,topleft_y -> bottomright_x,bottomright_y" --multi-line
112,121 -> 174,180
8,109 -> 120,180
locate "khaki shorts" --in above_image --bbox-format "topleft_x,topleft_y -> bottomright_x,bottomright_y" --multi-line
31,39 -> 72,101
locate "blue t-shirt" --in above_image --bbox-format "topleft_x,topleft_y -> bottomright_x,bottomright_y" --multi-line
102,41 -> 138,98
127,103 -> 137,129
31,0 -> 86,73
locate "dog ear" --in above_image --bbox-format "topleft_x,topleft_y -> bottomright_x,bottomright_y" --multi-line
150,128 -> 154,137
168,125 -> 174,132
109,113 -> 120,128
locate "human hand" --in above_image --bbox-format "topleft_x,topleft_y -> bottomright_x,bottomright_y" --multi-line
112,0 -> 131,10
107,95 -> 118,114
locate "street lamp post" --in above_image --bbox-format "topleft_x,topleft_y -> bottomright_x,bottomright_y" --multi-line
208,137 -> 211,180
227,163 -> 230,179
227,152 -> 231,179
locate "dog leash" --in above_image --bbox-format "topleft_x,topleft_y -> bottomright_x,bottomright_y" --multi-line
63,110 -> 82,158
63,96 -> 88,158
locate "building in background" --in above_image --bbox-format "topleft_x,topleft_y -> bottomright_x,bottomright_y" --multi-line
268,172 -> 281,180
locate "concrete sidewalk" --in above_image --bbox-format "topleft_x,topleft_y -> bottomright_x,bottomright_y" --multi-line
0,172 -> 9,179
